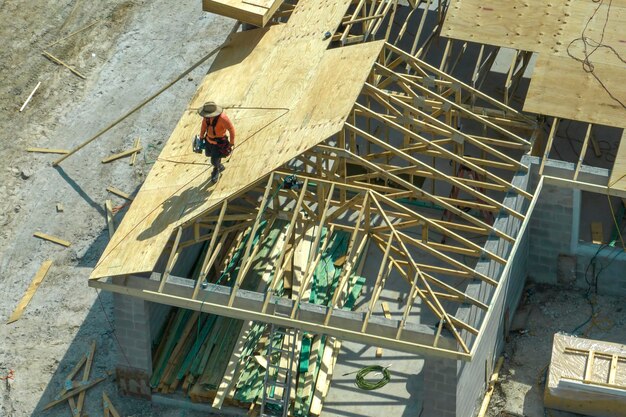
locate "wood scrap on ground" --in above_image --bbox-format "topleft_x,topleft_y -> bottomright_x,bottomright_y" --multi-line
101,146 -> 142,164
129,137 -> 141,165
41,51 -> 86,79
56,203 -> 64,212
19,81 -> 41,112
106,186 -> 134,201
6,260 -> 53,324
26,148 -> 70,154
103,392 -> 122,417
33,231 -> 71,247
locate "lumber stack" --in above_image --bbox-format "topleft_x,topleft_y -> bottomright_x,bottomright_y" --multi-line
149,225 -> 366,416
545,333 -> 626,417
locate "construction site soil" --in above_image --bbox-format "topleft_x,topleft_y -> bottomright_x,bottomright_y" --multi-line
0,1 -> 233,416
1,2 -> 625,417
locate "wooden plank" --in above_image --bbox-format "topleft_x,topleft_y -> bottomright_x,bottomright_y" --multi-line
101,146 -> 142,164
102,392 -> 121,417
73,341 -> 96,417
129,137 -> 141,166
26,148 -> 69,154
90,8 -> 382,279
42,377 -> 106,410
584,350 -> 596,382
106,186 -> 134,201
7,261 -> 53,323
211,320 -> 253,409
609,354 -> 619,385
33,232 -> 71,247
202,0 -> 285,27
591,222 -> 604,245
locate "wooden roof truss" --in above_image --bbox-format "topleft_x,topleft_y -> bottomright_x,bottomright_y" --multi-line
92,43 -> 540,360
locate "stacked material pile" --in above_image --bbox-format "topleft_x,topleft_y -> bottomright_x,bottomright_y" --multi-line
150,222 -> 367,416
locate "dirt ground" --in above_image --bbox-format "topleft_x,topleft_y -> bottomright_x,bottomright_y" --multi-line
488,282 -> 626,417
0,1 -> 234,416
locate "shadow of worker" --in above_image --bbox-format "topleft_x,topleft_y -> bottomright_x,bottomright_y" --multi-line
137,177 -> 215,241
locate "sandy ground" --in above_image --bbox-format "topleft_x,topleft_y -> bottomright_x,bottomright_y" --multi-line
488,283 -> 626,417
0,1 -> 234,416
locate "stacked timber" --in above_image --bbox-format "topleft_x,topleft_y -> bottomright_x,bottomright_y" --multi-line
150,224 -> 367,416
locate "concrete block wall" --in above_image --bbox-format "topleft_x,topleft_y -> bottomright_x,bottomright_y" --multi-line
422,357 -> 457,417
113,290 -> 153,398
527,180 -> 575,284
422,159 -> 533,417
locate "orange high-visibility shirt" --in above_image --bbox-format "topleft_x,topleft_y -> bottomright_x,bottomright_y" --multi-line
200,113 -> 236,145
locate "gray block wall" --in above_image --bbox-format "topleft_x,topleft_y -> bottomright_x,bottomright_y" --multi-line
113,278 -> 172,398
422,161 -> 533,417
528,181 -> 575,283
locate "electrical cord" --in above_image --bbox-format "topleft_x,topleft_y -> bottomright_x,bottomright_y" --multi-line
353,365 -> 391,390
566,0 -> 626,109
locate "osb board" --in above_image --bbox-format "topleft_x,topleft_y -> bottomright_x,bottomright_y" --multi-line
524,54 -> 626,129
609,130 -> 626,191
544,333 -> 626,417
442,0 -> 576,53
202,0 -> 284,27
91,0 -> 384,279
442,0 -> 626,128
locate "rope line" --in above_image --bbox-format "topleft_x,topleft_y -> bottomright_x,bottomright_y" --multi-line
566,0 -> 626,110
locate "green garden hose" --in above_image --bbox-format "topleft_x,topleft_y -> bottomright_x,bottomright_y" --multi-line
355,365 -> 391,390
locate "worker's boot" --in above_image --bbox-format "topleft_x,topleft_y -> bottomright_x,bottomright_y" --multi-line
211,167 -> 220,182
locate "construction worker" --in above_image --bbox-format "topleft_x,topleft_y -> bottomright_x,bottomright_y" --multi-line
198,101 -> 236,182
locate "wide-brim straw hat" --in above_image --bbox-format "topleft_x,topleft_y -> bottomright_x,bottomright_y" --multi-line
198,101 -> 223,117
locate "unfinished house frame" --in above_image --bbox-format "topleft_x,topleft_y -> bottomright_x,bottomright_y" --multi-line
87,1 -> 626,416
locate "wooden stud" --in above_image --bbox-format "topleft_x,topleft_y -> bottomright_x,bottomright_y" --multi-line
158,227 -> 183,293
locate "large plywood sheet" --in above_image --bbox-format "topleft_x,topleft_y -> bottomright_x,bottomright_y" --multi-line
524,54 -> 626,129
202,0 -> 284,27
443,0 -> 626,128
91,0 -> 384,279
442,0 -> 575,53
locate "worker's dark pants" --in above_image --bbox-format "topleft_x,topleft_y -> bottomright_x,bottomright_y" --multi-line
204,144 -> 222,172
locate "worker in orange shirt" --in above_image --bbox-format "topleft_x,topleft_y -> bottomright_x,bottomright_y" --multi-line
197,101 -> 236,182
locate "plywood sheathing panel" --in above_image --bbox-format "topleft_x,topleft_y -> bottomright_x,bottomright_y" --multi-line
442,0 -> 626,129
91,0 -> 384,279
202,0 -> 284,27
